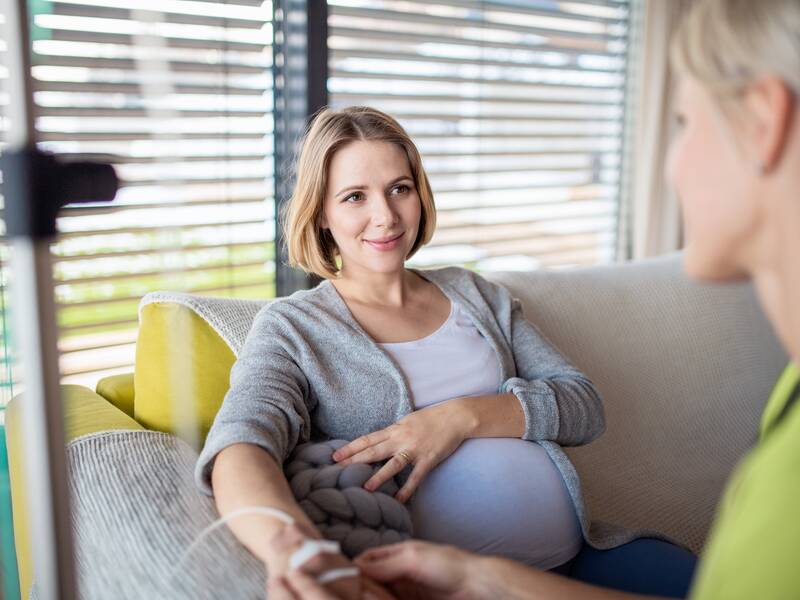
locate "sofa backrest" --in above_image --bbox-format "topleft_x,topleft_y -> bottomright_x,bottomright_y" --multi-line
136,254 -> 787,553
489,253 -> 787,553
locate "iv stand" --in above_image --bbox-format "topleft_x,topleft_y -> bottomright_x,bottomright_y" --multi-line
1,0 -> 118,597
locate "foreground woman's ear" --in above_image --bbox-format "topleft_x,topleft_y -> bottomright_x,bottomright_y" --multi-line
743,75 -> 796,175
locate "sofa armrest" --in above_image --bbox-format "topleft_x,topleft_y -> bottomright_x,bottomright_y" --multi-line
96,373 -> 135,418
4,384 -> 144,600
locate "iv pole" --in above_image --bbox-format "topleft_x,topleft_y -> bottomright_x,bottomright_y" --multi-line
1,0 -> 118,597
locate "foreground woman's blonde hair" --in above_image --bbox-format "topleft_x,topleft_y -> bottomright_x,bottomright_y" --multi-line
671,0 -> 800,102
282,106 -> 436,280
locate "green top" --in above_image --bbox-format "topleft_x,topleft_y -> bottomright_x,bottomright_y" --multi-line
690,362 -> 800,599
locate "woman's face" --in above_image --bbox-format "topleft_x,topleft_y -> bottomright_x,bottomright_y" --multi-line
666,77 -> 761,281
321,140 -> 421,277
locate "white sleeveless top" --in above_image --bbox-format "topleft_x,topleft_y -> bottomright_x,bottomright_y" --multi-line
380,301 -> 582,569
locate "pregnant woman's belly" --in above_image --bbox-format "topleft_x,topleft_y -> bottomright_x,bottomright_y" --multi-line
408,438 -> 582,570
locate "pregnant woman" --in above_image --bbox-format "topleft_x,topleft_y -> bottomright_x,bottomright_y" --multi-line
195,106 -> 604,596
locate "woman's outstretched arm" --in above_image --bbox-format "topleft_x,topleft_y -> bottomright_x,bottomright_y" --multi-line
357,540 -> 664,600
212,443 -> 362,600
211,443 -> 320,568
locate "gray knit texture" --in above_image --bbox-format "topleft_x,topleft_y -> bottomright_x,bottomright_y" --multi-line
140,291 -> 266,355
32,430 -> 265,600
286,439 -> 413,557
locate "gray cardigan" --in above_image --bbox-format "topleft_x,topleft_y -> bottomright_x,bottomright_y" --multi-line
197,266 -> 624,547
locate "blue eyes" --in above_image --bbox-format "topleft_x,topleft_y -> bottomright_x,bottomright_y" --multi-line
343,184 -> 411,203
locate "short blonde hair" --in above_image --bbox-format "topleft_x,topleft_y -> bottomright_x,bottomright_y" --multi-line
671,0 -> 800,103
281,106 -> 436,280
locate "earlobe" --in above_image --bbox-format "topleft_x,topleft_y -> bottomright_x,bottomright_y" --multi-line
746,76 -> 795,174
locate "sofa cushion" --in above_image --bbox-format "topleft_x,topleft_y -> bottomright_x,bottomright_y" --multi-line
96,373 -> 135,418
134,293 -> 265,448
5,386 -> 144,600
30,430 -> 264,599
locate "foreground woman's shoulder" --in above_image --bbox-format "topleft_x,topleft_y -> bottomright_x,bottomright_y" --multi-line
689,386 -> 800,599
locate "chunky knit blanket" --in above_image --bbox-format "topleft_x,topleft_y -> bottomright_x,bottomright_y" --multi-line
286,439 -> 412,557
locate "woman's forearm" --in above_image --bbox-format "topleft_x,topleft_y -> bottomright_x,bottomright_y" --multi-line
474,556 -> 665,600
455,392 -> 525,439
211,443 -> 319,565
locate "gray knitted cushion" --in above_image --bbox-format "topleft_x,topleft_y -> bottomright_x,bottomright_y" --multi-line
286,439 -> 413,557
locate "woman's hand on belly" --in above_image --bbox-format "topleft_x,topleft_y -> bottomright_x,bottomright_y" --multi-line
331,399 -> 476,503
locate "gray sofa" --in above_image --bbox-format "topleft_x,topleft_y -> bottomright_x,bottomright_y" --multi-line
489,253 -> 786,553
12,253 -> 788,598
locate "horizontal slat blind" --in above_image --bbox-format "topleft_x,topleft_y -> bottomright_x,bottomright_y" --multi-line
26,0 -> 275,385
327,0 -> 629,271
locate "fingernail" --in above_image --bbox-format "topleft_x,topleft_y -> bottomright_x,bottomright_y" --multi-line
332,451 -> 341,461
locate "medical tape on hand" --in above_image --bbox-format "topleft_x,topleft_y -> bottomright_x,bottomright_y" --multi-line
288,538 -> 360,584
289,539 -> 342,570
316,567 -> 361,585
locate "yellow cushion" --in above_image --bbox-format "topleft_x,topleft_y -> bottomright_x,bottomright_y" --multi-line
5,385 -> 143,600
96,373 -> 135,417
134,302 -> 236,450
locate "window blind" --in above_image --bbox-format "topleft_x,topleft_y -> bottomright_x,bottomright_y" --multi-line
327,0 -> 630,271
25,0 -> 275,385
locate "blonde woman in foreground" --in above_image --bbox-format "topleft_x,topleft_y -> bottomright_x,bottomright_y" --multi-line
270,0 -> 800,598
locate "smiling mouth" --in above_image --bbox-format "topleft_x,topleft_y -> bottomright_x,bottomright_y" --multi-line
365,232 -> 403,244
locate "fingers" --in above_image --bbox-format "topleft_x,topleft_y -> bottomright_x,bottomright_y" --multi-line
364,453 -> 413,493
356,543 -> 406,565
268,570 -> 339,600
333,431 -> 388,463
362,576 -> 402,600
393,464 -> 427,503
357,541 -> 470,597
355,542 -> 421,582
341,440 -> 395,468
